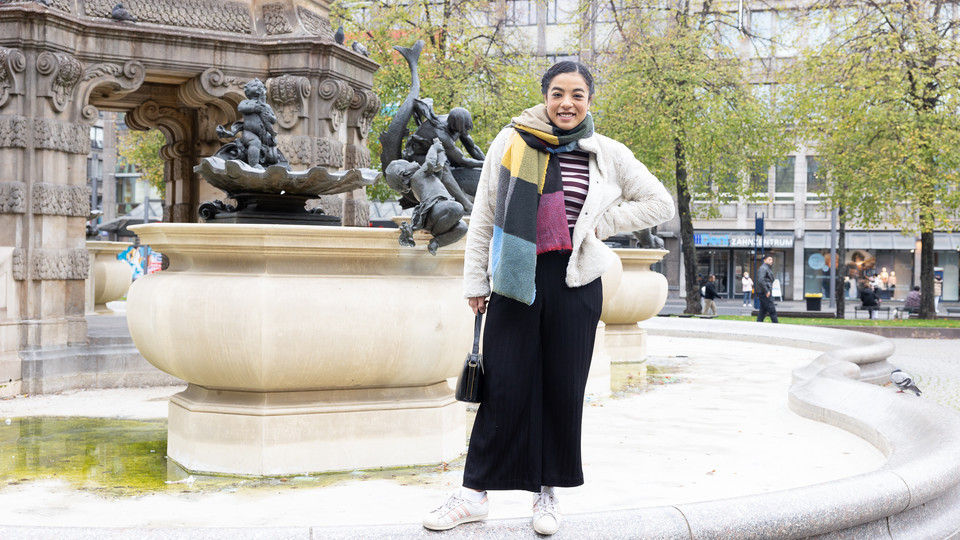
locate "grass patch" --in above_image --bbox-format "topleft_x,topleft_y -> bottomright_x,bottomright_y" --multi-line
715,315 -> 960,327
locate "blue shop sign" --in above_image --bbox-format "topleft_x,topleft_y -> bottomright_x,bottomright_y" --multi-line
694,231 -> 794,248
694,233 -> 730,246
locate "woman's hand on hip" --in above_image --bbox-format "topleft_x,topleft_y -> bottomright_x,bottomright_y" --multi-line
468,296 -> 488,315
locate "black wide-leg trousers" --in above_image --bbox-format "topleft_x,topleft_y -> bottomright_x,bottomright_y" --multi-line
463,251 -> 603,493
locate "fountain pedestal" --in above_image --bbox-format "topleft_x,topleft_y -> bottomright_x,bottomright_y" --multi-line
85,241 -> 134,316
599,249 -> 669,374
127,224 -> 470,476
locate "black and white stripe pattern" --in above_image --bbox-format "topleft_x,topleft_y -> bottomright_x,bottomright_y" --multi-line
557,150 -> 590,228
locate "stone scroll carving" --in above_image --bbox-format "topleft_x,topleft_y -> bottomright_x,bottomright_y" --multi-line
0,182 -> 26,214
0,47 -> 25,110
0,116 -> 28,148
348,88 -> 381,140
263,3 -> 293,35
126,100 -> 189,144
297,7 -> 333,39
31,183 -> 91,217
317,78 -> 354,134
36,51 -> 83,113
179,68 -> 247,147
267,75 -> 310,130
84,0 -> 252,34
77,60 -> 146,123
34,118 -> 90,154
30,248 -> 90,280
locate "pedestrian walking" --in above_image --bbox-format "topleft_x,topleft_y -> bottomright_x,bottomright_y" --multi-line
424,60 -> 675,536
755,255 -> 779,323
703,274 -> 720,316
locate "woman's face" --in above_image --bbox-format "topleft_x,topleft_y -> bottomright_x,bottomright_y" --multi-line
543,72 -> 591,131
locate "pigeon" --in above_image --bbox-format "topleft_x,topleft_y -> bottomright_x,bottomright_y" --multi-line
334,25 -> 345,45
351,41 -> 369,57
891,369 -> 922,396
111,3 -> 137,22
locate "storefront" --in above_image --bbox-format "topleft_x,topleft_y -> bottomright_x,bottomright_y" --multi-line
693,231 -> 795,300
802,232 -> 960,302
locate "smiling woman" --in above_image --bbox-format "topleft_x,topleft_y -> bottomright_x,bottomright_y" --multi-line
424,60 -> 675,535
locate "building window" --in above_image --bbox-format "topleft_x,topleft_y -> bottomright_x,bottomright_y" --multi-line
749,164 -> 769,195
90,125 -> 104,150
87,157 -> 103,180
775,10 -> 800,57
775,156 -> 795,200
807,156 -> 826,197
545,0 -> 578,25
750,10 -> 773,57
506,0 -> 536,26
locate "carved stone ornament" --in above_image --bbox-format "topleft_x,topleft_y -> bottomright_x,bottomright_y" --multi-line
83,0 -> 252,34
32,183 -> 91,216
276,135 -> 313,166
77,60 -> 146,122
36,51 -> 83,113
34,118 -> 91,154
12,248 -> 25,281
267,75 -> 310,130
0,47 -> 25,110
126,100 -> 189,150
315,137 -> 343,168
345,144 -> 372,170
263,3 -> 293,35
297,6 -> 333,39
317,79 -> 354,133
30,248 -> 90,280
0,182 -> 26,214
348,88 -> 381,140
0,115 -> 28,148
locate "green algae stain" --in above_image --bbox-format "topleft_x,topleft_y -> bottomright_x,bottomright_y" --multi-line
0,417 -> 467,497
0,417 -> 170,495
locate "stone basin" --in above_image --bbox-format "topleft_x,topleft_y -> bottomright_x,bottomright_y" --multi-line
126,223 -> 471,476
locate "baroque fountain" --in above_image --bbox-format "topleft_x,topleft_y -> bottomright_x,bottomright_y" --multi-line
125,47 -> 668,477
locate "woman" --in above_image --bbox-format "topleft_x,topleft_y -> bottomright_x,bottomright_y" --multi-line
741,272 -> 753,307
422,61 -> 674,535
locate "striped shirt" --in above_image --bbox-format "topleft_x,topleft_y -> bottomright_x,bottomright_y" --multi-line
558,150 -> 590,228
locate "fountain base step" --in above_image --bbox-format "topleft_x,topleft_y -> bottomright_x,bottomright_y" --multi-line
167,382 -> 466,476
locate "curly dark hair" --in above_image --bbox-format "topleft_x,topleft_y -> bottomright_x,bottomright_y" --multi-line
541,61 -> 595,97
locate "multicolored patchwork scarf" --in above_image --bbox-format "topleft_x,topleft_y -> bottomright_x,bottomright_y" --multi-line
491,104 -> 594,305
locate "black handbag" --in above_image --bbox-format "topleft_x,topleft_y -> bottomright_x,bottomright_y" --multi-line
455,313 -> 484,403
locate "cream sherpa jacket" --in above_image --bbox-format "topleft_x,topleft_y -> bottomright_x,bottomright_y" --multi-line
463,119 -> 676,298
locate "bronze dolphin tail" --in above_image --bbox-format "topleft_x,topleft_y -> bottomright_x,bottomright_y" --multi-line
379,40 -> 425,171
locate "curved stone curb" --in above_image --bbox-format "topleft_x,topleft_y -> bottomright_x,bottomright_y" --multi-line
4,319 -> 959,539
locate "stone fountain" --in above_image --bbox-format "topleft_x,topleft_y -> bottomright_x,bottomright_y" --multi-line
126,74 -> 473,476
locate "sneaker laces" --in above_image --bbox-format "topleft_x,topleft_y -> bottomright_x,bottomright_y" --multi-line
534,491 -> 559,518
435,494 -> 467,515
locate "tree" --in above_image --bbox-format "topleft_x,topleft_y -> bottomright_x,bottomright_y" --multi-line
597,2 -> 790,313
790,0 -> 960,319
117,128 -> 166,196
331,0 -> 546,201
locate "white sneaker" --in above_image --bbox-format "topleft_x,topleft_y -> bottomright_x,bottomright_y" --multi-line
423,491 -> 488,531
532,490 -> 561,535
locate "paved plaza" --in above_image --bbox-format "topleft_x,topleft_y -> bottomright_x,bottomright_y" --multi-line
3,327 -> 957,535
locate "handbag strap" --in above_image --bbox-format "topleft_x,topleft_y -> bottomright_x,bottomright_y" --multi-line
472,313 -> 483,355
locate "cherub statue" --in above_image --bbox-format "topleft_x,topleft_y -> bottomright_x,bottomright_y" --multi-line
215,78 -> 288,169
384,139 -> 468,255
